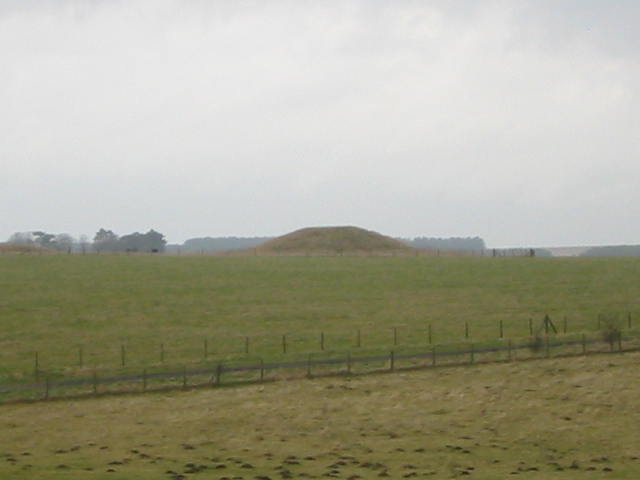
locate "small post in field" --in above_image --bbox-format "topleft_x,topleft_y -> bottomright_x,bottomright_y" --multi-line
544,317 -> 549,335
245,336 -> 250,355
499,320 -> 504,338
93,371 -> 98,395
34,351 -> 39,379
282,335 -> 287,354
215,363 -> 222,385
320,331 -> 324,351
529,318 -> 533,336
390,350 -> 395,372
121,345 -> 126,367
259,359 -> 264,382
428,324 -> 432,344
545,335 -> 550,358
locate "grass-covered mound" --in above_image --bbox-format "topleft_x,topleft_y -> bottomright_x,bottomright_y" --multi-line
256,226 -> 414,255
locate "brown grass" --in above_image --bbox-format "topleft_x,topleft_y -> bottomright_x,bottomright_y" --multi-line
1,352 -> 639,479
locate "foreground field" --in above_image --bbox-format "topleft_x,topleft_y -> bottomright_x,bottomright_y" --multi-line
1,255 -> 639,382
0,352 -> 638,479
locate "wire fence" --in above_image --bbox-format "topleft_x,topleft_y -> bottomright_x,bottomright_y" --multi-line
2,329 -> 638,404
6,313 -> 634,383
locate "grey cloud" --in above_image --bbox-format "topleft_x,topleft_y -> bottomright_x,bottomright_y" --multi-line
1,1 -> 638,246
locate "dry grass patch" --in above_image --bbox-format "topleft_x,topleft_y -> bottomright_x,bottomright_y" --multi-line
1,353 -> 639,479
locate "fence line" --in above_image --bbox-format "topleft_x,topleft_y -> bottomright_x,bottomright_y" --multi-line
14,312 -> 636,378
2,331 -> 637,403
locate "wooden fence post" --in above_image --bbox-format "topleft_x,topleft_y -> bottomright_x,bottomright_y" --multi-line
320,332 -> 324,351
545,335 -> 550,358
215,363 -> 222,385
282,335 -> 287,354
245,336 -> 250,355
499,320 -> 503,338
428,324 -> 432,344
93,371 -> 98,395
121,345 -> 126,367
544,317 -> 549,335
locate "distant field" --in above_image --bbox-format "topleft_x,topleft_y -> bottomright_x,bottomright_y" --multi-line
1,255 -> 639,383
1,351 -> 639,479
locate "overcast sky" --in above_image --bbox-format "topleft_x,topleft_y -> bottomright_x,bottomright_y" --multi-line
1,1 -> 638,247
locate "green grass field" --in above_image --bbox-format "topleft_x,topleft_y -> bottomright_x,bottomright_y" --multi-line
1,255 -> 639,383
2,254 -> 640,478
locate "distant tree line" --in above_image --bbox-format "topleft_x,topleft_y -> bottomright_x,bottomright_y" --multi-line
170,236 -> 490,253
7,228 -> 167,253
93,228 -> 166,253
8,231 -> 80,252
399,236 -> 487,251
166,236 -> 273,253
579,245 -> 640,257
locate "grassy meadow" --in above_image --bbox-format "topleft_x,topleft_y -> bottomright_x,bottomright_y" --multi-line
1,254 -> 640,383
1,254 -> 640,479
0,351 -> 639,479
